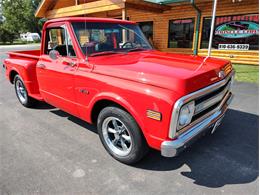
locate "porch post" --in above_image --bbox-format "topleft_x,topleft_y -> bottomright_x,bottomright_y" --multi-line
122,7 -> 127,43
191,0 -> 201,55
208,0 -> 217,56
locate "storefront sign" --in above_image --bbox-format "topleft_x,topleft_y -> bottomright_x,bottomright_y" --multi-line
215,21 -> 259,39
201,14 -> 259,50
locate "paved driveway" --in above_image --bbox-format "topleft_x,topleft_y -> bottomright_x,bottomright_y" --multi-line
0,45 -> 258,195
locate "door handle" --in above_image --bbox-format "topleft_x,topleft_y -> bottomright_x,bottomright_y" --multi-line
62,60 -> 77,67
37,63 -> 46,69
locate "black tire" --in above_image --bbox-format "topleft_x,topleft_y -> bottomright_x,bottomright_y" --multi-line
14,75 -> 36,108
97,106 -> 149,164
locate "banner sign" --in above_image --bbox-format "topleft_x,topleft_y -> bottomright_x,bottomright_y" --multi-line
212,14 -> 259,50
215,21 -> 259,39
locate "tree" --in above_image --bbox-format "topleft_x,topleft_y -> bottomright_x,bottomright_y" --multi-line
0,23 -> 15,43
24,0 -> 43,34
1,0 -> 42,43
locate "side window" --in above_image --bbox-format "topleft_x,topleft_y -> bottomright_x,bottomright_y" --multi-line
168,18 -> 195,48
44,27 -> 76,57
138,21 -> 153,43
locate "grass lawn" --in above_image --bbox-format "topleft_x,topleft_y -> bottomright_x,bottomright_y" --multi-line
233,64 -> 259,84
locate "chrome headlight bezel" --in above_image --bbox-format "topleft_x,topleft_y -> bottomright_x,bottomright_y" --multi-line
177,101 -> 195,130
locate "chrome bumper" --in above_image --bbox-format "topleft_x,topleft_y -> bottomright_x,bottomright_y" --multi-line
161,92 -> 233,157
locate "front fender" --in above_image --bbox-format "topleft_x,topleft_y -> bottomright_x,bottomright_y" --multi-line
88,92 -> 146,135
85,85 -> 179,150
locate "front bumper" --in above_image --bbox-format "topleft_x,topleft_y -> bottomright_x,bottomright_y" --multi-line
161,91 -> 233,157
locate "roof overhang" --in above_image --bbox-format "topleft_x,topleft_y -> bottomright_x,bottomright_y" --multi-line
35,0 -> 171,18
36,0 -> 126,18
126,0 -> 171,12
35,0 -> 57,18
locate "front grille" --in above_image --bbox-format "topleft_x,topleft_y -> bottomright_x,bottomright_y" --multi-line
195,79 -> 231,105
169,70 -> 234,139
192,79 -> 232,123
192,102 -> 220,121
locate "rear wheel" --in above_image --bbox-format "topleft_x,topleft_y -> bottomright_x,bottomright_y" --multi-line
97,106 -> 148,164
14,75 -> 36,108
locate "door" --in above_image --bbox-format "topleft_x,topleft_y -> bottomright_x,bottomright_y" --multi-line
37,24 -> 79,116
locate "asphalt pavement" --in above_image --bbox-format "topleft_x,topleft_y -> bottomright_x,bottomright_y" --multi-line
0,45 -> 259,195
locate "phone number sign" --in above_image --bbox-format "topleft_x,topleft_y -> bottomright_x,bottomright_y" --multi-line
218,44 -> 249,50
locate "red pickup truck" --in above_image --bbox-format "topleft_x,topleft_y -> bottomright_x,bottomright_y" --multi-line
3,17 -> 234,164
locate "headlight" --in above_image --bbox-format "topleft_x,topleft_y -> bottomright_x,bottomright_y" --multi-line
177,101 -> 195,130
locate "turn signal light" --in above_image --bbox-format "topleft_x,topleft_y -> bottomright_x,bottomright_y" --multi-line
146,110 -> 162,121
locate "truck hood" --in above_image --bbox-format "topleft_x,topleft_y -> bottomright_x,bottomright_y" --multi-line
90,50 -> 231,95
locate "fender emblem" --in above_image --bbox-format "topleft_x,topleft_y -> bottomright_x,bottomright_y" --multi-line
79,89 -> 89,94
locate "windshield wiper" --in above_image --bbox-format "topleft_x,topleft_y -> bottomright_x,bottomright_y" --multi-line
127,48 -> 147,52
89,51 -> 122,57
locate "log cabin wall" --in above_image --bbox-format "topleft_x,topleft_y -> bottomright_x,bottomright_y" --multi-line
36,0 -> 259,65
125,0 -> 259,65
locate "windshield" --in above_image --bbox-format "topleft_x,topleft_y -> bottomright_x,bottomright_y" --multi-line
72,22 -> 153,56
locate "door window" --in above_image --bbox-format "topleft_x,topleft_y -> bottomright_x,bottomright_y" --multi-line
44,27 -> 76,57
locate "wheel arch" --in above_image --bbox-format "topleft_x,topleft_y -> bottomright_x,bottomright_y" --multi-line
89,94 -> 147,140
9,69 -> 19,84
91,99 -> 127,124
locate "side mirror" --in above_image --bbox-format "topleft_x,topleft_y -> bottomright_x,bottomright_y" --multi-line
49,50 -> 61,60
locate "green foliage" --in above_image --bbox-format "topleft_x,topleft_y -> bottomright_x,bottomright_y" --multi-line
1,0 -> 43,43
233,64 -> 259,84
0,23 -> 16,43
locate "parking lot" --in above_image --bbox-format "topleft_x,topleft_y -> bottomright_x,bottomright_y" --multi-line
0,45 -> 258,195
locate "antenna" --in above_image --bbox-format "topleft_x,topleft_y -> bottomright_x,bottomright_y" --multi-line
84,0 -> 88,62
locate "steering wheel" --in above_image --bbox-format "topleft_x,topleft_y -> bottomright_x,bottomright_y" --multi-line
121,42 -> 135,49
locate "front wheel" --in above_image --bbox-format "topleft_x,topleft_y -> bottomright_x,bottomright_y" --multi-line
14,75 -> 36,108
97,106 -> 148,164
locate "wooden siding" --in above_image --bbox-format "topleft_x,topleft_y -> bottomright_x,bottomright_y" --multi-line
36,0 -> 259,65
126,0 -> 259,65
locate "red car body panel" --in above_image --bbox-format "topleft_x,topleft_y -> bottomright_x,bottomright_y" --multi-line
3,17 -> 231,151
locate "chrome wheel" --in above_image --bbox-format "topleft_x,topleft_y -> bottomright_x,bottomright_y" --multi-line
15,79 -> 27,104
102,117 -> 132,157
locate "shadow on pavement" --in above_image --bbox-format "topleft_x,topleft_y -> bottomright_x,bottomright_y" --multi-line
30,101 -> 55,110
50,109 -> 97,134
49,107 -> 259,188
135,109 -> 259,187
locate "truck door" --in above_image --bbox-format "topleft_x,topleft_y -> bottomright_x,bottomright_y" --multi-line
36,24 -> 79,116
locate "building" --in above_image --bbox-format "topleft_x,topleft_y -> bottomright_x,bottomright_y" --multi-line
35,0 -> 259,65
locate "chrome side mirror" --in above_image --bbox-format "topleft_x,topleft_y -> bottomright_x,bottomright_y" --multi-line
49,50 -> 61,60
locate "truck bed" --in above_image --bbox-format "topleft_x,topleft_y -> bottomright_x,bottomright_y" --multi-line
8,50 -> 40,60
4,49 -> 43,101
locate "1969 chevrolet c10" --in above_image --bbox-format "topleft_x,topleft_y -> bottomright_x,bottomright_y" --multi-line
3,17 -> 234,164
